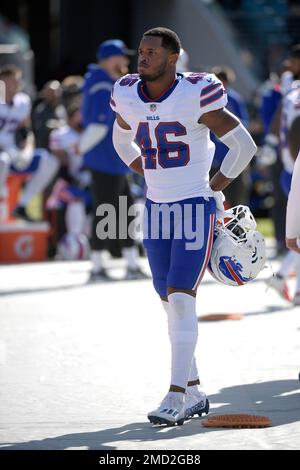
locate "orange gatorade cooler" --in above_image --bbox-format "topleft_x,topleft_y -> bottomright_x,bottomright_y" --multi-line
0,222 -> 50,263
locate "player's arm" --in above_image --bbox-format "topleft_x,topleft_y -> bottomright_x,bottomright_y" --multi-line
288,116 -> 300,161
199,108 -> 257,191
50,148 -> 68,166
113,113 -> 144,177
80,89 -> 110,154
286,119 -> 300,253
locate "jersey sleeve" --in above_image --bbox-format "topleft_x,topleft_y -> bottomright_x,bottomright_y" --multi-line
198,74 -> 227,119
110,77 -> 125,115
109,74 -> 139,116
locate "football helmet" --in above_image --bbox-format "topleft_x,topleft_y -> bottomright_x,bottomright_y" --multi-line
208,205 -> 266,286
56,233 -> 90,261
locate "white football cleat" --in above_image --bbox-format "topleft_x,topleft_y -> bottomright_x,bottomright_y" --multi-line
148,392 -> 186,426
185,389 -> 210,419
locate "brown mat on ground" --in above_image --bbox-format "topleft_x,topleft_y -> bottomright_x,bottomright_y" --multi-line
202,414 -> 272,428
199,313 -> 243,322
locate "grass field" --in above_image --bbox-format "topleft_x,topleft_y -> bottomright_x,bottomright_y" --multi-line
257,218 -> 275,238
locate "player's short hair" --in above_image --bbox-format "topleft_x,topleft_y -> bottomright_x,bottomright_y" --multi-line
143,27 -> 181,54
0,64 -> 22,80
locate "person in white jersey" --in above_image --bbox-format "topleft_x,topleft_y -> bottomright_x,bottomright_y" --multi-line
266,78 -> 300,305
285,85 -> 300,272
111,27 -> 257,426
48,104 -> 91,241
0,64 -> 59,222
286,151 -> 300,255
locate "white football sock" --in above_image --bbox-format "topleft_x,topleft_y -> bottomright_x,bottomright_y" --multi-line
66,201 -> 86,235
91,250 -> 106,273
18,152 -> 59,207
165,390 -> 185,404
188,358 -> 200,384
278,250 -> 299,278
162,300 -> 200,385
167,292 -> 198,390
122,246 -> 139,270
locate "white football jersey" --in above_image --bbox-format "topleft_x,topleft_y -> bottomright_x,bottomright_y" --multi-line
49,126 -> 83,178
111,72 -> 227,202
0,92 -> 31,151
280,82 -> 300,174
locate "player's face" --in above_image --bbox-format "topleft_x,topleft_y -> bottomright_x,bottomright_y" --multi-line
138,36 -> 177,81
69,110 -> 82,130
290,57 -> 300,77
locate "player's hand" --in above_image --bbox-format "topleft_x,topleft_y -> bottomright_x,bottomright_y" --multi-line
211,190 -> 227,220
286,237 -> 300,254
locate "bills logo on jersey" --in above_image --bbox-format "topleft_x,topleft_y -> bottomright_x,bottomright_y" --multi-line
146,115 -> 160,121
150,104 -> 157,112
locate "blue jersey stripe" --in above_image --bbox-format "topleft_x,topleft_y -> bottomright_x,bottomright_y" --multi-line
201,82 -> 222,97
200,89 -> 224,107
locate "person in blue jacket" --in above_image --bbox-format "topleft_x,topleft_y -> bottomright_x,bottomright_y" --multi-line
81,40 -> 147,281
210,66 -> 251,207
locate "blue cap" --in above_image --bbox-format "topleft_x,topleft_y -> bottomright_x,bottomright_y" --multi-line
96,39 -> 135,60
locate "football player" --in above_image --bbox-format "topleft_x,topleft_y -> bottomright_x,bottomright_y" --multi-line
286,150 -> 300,255
48,104 -> 91,245
111,27 -> 257,426
264,73 -> 300,304
0,65 -> 59,222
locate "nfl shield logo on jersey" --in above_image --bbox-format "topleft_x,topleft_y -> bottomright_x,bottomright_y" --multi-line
150,103 -> 157,112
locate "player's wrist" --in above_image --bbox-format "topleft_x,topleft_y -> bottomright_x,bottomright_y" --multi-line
209,171 -> 233,192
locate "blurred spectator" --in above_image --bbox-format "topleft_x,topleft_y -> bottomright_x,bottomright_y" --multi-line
259,76 -> 281,138
81,39 -> 147,281
259,46 -> 300,252
0,65 -> 59,222
31,80 -> 66,149
258,74 -> 286,253
210,65 -> 250,207
47,104 -> 91,257
266,79 -> 300,305
61,75 -> 84,109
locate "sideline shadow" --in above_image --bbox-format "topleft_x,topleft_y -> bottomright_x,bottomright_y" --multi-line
1,379 -> 299,450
